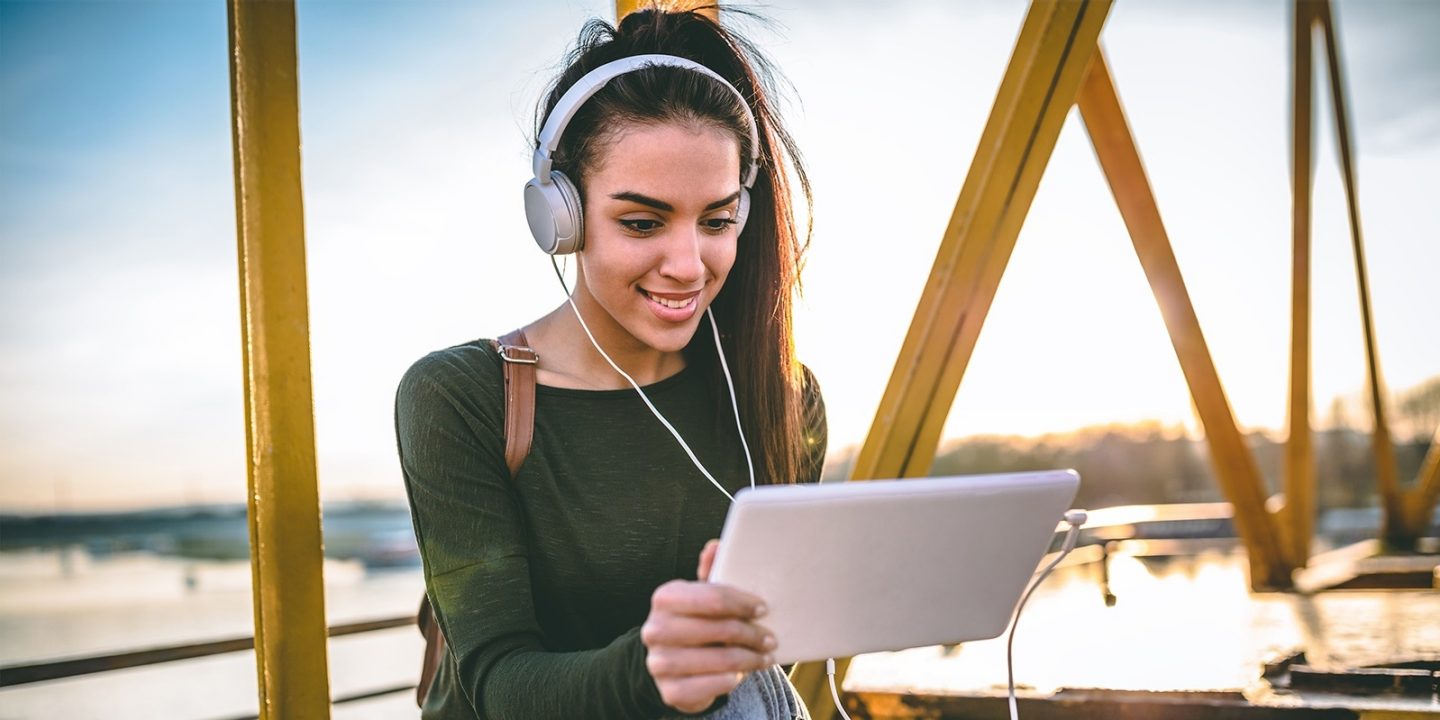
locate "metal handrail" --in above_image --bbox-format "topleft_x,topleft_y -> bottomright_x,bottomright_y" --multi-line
0,615 -> 415,688
211,683 -> 418,720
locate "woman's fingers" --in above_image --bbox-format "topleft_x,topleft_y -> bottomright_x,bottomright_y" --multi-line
652,579 -> 766,619
642,614 -> 774,653
647,645 -> 774,678
697,539 -> 720,581
655,672 -> 748,715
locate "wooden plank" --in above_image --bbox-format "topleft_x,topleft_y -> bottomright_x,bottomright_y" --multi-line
226,1 -> 332,717
1076,49 -> 1291,589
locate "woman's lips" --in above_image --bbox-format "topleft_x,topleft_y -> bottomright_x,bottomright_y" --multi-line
640,288 -> 700,322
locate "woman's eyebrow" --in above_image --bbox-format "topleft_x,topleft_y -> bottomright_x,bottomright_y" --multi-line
609,190 -> 741,212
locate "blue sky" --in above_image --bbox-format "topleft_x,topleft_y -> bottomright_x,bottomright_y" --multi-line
1,0 -> 1436,510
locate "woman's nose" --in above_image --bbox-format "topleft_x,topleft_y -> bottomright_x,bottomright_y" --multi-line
659,226 -> 705,284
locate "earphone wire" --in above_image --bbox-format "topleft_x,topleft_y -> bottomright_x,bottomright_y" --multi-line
707,311 -> 756,493
549,256 -> 755,502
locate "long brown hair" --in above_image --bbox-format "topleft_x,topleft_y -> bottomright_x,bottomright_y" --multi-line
535,6 -> 815,485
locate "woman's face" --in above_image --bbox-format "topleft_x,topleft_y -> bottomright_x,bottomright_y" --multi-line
574,121 -> 743,355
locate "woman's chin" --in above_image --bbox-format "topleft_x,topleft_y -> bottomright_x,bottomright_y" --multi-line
631,318 -> 703,355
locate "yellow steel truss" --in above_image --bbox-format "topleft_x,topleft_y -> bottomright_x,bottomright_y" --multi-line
787,0 -> 1439,711
220,0 -> 1435,715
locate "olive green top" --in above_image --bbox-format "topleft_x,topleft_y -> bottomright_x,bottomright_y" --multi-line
396,339 -> 826,719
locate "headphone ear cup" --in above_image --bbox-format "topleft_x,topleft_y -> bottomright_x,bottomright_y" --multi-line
733,187 -> 751,237
523,170 -> 585,255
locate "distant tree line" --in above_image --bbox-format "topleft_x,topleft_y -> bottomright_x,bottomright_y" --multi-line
822,376 -> 1438,512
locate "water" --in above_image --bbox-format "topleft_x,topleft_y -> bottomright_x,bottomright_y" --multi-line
847,546 -> 1440,712
3,544 -> 1437,718
0,548 -> 427,720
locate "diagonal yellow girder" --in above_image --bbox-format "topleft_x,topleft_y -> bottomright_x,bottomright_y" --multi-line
791,2 -> 1114,715
850,0 -> 1113,485
1076,50 -> 1292,590
227,0 -> 332,717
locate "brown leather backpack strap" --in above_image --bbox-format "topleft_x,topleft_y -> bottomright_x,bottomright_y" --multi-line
416,329 -> 540,709
492,328 -> 537,478
415,597 -> 445,707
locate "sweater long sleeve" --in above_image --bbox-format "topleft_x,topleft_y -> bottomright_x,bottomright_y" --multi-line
395,340 -> 826,720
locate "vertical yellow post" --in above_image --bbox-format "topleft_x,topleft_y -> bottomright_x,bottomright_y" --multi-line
1284,0 -> 1316,568
1076,51 -> 1292,590
1313,0 -> 1403,543
227,1 -> 332,718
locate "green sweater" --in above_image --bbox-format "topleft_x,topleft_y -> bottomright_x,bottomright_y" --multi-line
396,339 -> 826,719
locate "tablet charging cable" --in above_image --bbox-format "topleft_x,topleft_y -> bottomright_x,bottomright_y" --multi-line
821,509 -> 1088,720
1006,509 -> 1087,720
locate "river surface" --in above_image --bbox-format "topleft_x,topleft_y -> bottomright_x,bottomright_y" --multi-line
2,545 -> 1437,718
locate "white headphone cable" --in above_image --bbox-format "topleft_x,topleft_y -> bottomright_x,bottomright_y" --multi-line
706,307 -> 756,494
550,257 -> 755,500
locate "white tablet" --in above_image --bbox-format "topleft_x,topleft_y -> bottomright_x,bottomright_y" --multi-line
708,470 -> 1080,665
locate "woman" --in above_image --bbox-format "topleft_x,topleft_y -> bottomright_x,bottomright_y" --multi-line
396,6 -> 826,718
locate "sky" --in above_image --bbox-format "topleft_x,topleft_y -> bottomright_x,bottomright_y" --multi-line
0,0 -> 1436,511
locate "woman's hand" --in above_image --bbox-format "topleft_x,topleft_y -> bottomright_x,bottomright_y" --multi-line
642,540 -> 777,715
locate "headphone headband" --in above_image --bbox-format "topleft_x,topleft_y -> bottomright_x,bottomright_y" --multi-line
533,53 -> 761,188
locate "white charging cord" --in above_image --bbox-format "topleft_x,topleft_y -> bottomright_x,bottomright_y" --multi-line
825,658 -> 851,720
1006,509 -> 1087,720
551,257 -> 755,499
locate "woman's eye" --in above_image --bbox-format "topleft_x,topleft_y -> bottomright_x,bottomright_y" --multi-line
619,219 -> 661,233
703,218 -> 738,233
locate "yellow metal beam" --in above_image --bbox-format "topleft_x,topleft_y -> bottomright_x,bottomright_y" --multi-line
849,0 -> 1111,485
1283,0 -> 1317,569
615,0 -> 717,21
1401,425 -> 1440,539
791,2 -> 1113,716
227,1 -> 332,718
1076,49 -> 1292,589
1313,0 -> 1404,542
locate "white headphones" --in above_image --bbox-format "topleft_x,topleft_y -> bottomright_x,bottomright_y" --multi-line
524,53 -> 762,255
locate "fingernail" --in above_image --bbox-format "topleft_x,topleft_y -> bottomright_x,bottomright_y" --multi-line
763,634 -> 777,651
753,603 -> 768,618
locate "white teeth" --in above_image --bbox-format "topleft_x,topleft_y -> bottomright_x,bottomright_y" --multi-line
644,291 -> 694,309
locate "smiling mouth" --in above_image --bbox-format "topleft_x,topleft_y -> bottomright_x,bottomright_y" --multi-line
640,288 -> 699,310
